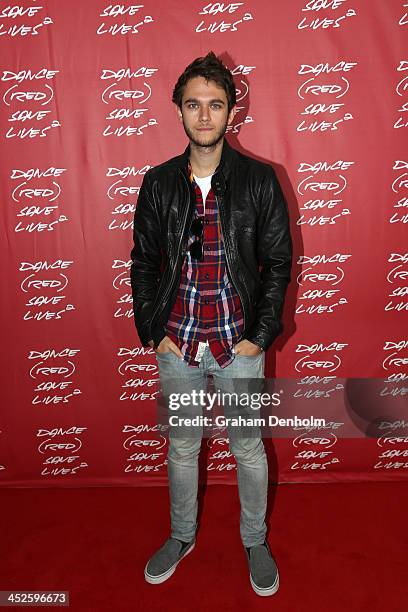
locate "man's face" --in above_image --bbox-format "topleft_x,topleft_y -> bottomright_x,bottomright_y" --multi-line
176,76 -> 236,148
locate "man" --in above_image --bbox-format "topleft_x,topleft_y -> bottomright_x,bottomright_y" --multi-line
130,51 -> 292,596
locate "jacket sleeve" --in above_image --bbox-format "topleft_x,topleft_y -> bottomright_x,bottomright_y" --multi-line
130,171 -> 162,347
243,167 -> 293,351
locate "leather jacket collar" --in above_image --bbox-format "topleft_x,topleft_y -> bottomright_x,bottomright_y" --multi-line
177,138 -> 238,195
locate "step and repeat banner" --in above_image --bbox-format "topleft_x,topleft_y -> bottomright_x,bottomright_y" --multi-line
0,1 -> 407,487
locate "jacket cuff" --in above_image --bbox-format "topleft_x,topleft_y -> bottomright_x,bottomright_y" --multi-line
243,336 -> 267,351
242,324 -> 282,352
151,325 -> 166,350
250,339 -> 264,352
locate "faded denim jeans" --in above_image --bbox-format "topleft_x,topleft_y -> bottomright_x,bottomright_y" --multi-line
155,344 -> 267,548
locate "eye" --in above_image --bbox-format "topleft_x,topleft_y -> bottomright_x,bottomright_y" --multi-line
211,103 -> 222,109
187,103 -> 198,109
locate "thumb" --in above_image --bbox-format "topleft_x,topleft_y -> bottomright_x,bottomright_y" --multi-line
170,346 -> 183,359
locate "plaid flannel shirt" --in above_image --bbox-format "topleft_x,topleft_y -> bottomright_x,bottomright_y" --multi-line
165,164 -> 244,368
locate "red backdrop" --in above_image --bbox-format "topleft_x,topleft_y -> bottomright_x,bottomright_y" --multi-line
1,1 -> 407,487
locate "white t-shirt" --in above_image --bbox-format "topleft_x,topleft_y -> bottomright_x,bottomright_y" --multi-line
193,174 -> 213,214
192,173 -> 213,356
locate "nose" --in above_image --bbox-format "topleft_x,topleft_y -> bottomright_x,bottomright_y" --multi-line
199,104 -> 210,122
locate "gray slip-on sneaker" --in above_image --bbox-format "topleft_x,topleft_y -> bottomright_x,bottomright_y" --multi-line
245,541 -> 279,596
144,537 -> 195,584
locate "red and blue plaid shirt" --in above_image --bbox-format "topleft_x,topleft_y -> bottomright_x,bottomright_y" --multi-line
166,164 -> 244,368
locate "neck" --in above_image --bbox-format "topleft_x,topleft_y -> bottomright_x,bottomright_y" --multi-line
188,138 -> 224,178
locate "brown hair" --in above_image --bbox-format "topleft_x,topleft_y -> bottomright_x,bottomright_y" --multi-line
172,51 -> 236,112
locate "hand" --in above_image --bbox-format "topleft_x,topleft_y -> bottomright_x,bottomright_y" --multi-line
153,335 -> 183,358
234,339 -> 263,356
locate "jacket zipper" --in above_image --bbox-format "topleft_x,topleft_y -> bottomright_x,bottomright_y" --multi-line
150,170 -> 191,326
215,194 -> 247,332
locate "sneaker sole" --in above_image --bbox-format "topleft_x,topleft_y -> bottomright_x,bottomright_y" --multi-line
250,569 -> 279,596
144,541 -> 195,585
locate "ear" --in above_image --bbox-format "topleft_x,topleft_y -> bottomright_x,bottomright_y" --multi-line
227,105 -> 237,125
175,105 -> 183,122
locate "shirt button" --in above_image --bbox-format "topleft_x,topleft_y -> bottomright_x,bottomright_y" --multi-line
205,219 -> 209,225
206,246 -> 211,251
204,273 -> 210,279
204,299 -> 209,304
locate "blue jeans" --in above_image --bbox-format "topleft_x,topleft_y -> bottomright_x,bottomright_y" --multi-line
155,345 -> 267,547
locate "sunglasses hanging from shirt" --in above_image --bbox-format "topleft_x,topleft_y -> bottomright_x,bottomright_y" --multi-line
188,216 -> 204,261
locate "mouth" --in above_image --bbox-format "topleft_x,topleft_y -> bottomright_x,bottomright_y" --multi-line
196,127 -> 213,131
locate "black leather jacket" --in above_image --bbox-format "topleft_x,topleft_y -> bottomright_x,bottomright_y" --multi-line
130,138 -> 293,351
